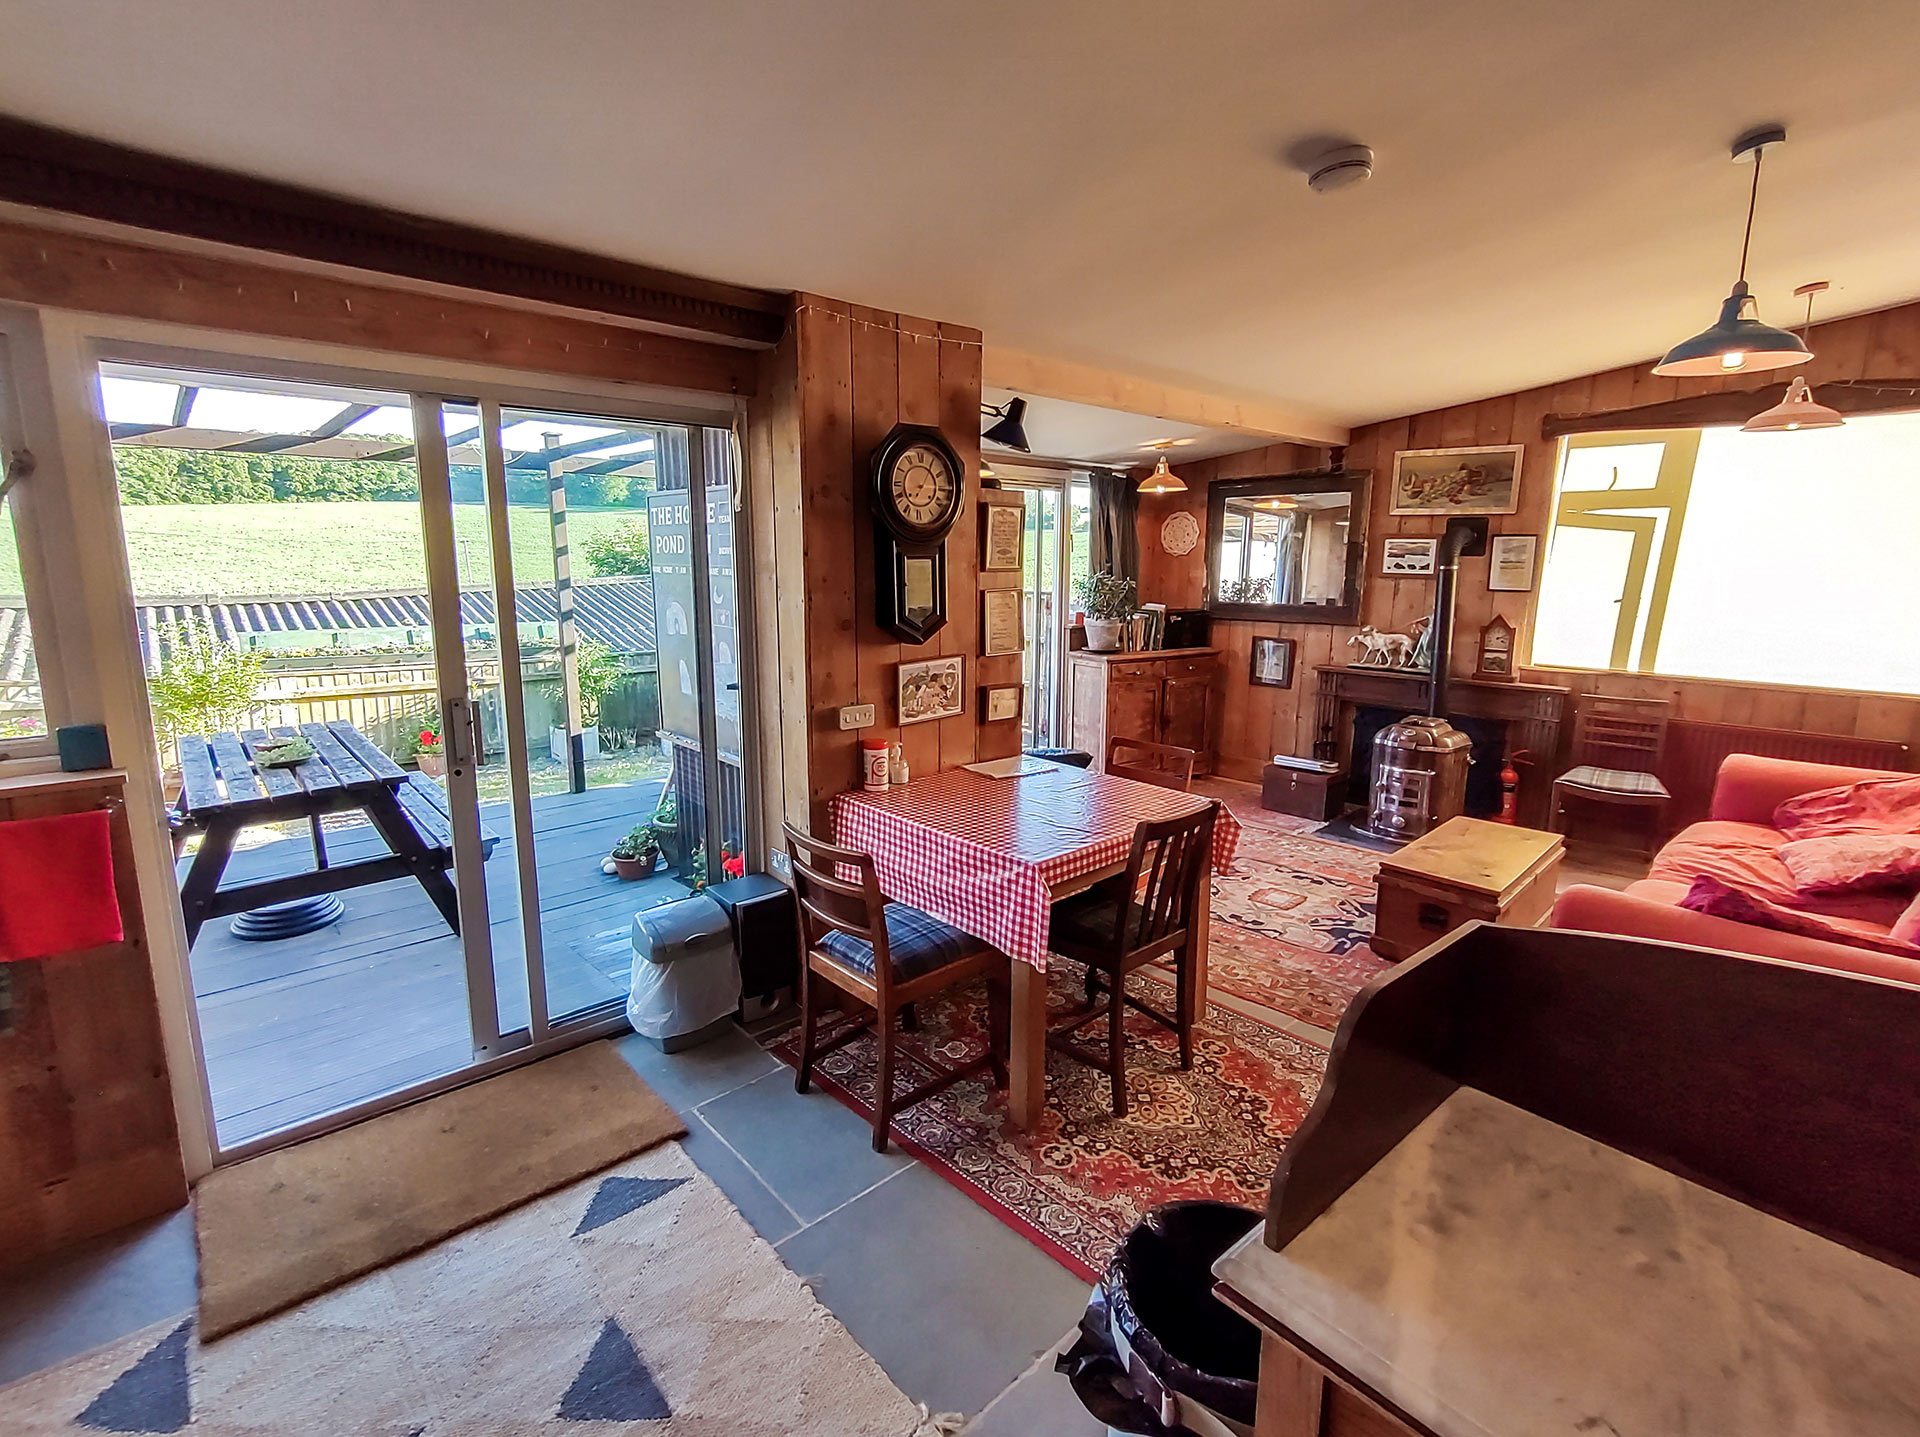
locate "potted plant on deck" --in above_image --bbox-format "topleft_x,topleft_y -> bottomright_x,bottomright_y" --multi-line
547,638 -> 625,766
651,790 -> 682,869
1076,569 -> 1137,653
415,724 -> 446,778
610,824 -> 659,880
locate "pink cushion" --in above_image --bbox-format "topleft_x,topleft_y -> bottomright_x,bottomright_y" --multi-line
1679,876 -> 1919,957
1895,892 -> 1920,948
1777,835 -> 1920,895
1647,821 -> 1908,927
1773,773 -> 1920,839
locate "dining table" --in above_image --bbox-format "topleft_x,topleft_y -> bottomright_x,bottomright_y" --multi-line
830,760 -> 1242,1129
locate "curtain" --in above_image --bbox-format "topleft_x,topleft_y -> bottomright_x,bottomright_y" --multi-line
1089,472 -> 1139,587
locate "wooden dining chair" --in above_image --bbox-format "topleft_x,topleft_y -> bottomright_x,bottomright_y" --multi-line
1105,736 -> 1197,792
1550,695 -> 1672,857
783,824 -> 1008,1152
1044,803 -> 1216,1118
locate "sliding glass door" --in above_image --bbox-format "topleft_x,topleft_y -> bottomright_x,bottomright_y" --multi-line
95,356 -> 751,1155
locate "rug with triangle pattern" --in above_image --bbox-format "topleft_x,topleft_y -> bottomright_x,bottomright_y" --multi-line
0,1145 -> 922,1436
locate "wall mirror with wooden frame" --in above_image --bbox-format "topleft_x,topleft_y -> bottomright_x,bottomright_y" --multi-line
1204,470 -> 1369,624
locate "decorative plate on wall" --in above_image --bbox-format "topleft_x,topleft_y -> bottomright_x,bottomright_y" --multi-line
1160,510 -> 1200,556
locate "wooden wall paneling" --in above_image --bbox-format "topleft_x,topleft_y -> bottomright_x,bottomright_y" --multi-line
939,324 -> 1000,763
848,305 -> 902,776
891,315 -> 945,780
0,221 -> 758,398
1243,620 -> 1283,775
1865,306 -> 1920,374
798,300 -> 859,822
1215,620 -> 1257,780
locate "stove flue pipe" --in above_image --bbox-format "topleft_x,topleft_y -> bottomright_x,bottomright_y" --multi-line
1427,517 -> 1489,719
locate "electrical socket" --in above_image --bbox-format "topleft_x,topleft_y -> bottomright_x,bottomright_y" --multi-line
768,847 -> 792,879
838,704 -> 876,730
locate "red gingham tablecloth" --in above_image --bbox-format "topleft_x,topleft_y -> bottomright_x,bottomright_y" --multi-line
829,764 -> 1241,972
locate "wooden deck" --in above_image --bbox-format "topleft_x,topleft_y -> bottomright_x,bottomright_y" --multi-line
183,777 -> 685,1148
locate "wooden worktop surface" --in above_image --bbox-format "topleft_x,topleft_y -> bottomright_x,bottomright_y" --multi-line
1215,1087 -> 1920,1437
1068,646 -> 1218,662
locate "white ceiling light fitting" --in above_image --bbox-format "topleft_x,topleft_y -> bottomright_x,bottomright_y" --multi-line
1742,281 -> 1844,433
1307,145 -> 1374,195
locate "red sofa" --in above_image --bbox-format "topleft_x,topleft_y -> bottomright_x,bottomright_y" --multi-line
1550,753 -> 1920,984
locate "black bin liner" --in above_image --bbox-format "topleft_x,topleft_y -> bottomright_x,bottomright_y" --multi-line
1056,1200 -> 1262,1434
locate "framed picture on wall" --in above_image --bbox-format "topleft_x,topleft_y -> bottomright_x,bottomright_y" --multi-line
898,656 -> 965,725
982,685 -> 1022,722
1390,444 -> 1523,516
981,498 -> 1024,572
1381,537 -> 1438,576
1488,533 -> 1538,591
981,588 -> 1024,656
1249,636 -> 1295,689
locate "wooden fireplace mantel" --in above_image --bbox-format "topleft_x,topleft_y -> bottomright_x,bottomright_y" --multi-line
1313,666 -> 1569,828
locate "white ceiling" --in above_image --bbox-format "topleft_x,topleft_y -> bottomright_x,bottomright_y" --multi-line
7,1 -> 1920,428
981,388 -> 1260,466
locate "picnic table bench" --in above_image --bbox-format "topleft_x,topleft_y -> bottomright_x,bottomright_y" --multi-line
171,719 -> 499,947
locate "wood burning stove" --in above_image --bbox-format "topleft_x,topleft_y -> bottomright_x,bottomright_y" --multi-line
1366,518 -> 1487,841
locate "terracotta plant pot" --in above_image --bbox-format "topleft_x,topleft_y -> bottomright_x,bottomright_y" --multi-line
416,751 -> 447,778
611,854 -> 655,880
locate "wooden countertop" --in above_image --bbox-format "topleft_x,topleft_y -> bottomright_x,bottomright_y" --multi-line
0,765 -> 127,796
1068,646 -> 1218,662
1215,1086 -> 1920,1437
1375,815 -> 1562,897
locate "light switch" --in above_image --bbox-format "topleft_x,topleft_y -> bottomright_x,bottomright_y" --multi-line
838,704 -> 876,730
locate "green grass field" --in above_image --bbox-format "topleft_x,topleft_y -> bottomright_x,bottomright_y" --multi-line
0,501 -> 645,597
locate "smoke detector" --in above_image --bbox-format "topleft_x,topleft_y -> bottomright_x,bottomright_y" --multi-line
1307,145 -> 1374,194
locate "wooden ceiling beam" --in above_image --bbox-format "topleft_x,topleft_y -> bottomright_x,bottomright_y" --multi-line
984,346 -> 1350,448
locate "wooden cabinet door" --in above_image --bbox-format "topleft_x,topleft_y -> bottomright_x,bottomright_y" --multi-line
1108,676 -> 1162,749
1068,660 -> 1106,756
1162,674 -> 1211,758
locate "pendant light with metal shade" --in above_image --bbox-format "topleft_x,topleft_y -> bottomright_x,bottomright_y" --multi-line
1742,282 -> 1844,432
1653,126 -> 1812,378
1138,454 -> 1188,494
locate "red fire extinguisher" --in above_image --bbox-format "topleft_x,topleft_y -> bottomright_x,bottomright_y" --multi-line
1496,750 -> 1530,824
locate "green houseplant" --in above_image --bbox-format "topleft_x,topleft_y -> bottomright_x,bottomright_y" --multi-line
546,637 -> 626,765
610,823 -> 659,880
1075,569 -> 1137,652
651,789 -> 682,869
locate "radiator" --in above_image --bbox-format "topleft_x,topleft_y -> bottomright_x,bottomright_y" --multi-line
1664,721 -> 1912,828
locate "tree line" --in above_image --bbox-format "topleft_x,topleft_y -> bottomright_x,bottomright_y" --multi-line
111,446 -> 652,509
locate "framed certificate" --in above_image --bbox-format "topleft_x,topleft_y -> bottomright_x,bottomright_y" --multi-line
1488,534 -> 1538,592
981,499 -> 1024,572
981,588 -> 1024,656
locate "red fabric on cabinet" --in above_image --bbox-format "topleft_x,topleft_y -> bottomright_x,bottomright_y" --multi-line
0,810 -> 123,961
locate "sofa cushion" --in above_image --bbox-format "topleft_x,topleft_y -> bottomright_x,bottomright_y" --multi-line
1679,876 -> 1920,957
1895,892 -> 1920,948
1773,773 -> 1920,839
1778,834 -> 1920,895
1649,821 -> 1910,927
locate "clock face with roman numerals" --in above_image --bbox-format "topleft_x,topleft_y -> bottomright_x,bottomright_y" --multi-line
870,424 -> 965,544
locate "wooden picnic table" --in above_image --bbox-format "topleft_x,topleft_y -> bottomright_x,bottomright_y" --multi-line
171,719 -> 484,948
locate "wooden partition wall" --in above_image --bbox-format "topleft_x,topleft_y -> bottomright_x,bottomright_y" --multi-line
1137,298 -> 1920,784
762,296 -> 1021,831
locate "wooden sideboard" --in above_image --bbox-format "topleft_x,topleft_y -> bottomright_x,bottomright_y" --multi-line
1068,647 -> 1218,774
0,767 -> 187,1270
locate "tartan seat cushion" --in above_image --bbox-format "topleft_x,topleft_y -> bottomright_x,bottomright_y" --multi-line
1048,883 -> 1151,955
1556,764 -> 1670,799
818,902 -> 988,980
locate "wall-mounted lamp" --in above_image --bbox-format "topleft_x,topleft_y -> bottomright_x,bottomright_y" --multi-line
981,397 -> 1030,452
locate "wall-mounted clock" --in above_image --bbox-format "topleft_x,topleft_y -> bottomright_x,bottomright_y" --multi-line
870,423 -> 965,644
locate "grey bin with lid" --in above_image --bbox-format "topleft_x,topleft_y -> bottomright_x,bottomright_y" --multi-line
626,892 -> 741,1052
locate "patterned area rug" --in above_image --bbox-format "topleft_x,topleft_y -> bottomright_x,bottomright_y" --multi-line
770,780 -> 1390,1280
1193,807 -> 1390,1028
773,977 -> 1328,1282
1,1146 -> 927,1436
